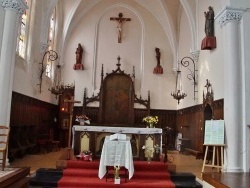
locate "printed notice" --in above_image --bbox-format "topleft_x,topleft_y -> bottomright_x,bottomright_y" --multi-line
204,120 -> 224,145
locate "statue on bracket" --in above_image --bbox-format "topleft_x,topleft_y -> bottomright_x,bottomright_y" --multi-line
153,47 -> 163,74
201,6 -> 216,50
73,43 -> 84,70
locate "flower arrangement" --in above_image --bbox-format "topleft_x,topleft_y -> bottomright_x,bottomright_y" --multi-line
82,150 -> 92,155
80,150 -> 92,161
76,115 -> 90,125
76,115 -> 89,121
142,116 -> 158,128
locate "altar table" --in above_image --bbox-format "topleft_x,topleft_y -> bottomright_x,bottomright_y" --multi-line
98,136 -> 134,180
72,125 -> 162,160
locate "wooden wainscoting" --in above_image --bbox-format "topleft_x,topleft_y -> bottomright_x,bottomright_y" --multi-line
176,99 -> 224,156
9,92 -> 58,161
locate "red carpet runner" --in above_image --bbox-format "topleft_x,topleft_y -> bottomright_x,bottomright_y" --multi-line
58,160 -> 175,188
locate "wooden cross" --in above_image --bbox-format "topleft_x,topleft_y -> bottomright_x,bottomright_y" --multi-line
64,99 -> 81,148
110,13 -> 131,43
204,79 -> 211,94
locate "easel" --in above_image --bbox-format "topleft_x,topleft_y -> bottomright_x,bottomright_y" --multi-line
202,144 -> 225,173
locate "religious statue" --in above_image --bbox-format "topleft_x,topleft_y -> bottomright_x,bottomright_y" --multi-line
73,43 -> 84,70
201,6 -> 216,50
155,47 -> 161,65
110,13 -> 131,43
153,47 -> 163,74
204,6 -> 214,36
76,43 -> 83,64
117,19 -> 122,43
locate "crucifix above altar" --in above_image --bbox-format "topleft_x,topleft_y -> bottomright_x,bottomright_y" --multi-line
110,13 -> 131,43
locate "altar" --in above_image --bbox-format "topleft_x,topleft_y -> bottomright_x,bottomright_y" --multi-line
72,59 -> 161,160
98,136 -> 134,180
72,125 -> 162,161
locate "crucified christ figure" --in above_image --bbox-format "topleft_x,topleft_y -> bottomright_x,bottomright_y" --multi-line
110,13 -> 131,43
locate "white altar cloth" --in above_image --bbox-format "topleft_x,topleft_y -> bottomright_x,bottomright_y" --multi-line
98,136 -> 134,179
73,125 -> 162,134
72,125 -> 163,150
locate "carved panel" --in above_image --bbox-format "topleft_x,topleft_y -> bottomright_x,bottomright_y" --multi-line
102,74 -> 134,125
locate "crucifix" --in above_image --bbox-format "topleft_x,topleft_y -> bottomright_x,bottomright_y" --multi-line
110,13 -> 131,43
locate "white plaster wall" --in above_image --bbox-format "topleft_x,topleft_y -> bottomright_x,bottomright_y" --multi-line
7,0 -> 235,109
241,9 -> 250,172
0,5 -> 4,56
197,1 -> 224,102
62,0 -> 176,109
230,0 -> 250,8
178,1 -> 224,109
177,7 -> 194,109
11,1 -> 57,104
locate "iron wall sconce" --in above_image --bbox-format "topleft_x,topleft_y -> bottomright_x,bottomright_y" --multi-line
38,50 -> 58,93
171,56 -> 198,104
180,56 -> 198,100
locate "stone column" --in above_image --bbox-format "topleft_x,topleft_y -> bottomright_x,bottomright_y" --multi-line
0,0 -> 28,125
216,7 -> 244,172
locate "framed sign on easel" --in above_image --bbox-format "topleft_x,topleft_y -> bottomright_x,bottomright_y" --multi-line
202,120 -> 225,173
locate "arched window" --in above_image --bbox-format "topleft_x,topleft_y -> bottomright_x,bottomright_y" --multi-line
46,9 -> 56,78
18,0 -> 29,58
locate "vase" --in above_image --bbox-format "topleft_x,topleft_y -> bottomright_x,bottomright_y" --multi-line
114,177 -> 120,184
80,120 -> 85,125
149,123 -> 154,128
147,157 -> 151,163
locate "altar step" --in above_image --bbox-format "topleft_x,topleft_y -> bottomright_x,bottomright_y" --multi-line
28,166 -> 202,188
29,168 -> 63,188
170,172 -> 202,188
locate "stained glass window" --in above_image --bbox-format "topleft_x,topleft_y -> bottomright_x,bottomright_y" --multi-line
18,0 -> 28,58
46,9 -> 56,78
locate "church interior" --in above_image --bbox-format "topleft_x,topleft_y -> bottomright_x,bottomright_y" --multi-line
1,0 -> 250,187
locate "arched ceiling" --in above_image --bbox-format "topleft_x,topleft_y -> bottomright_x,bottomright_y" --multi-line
58,0 -> 196,70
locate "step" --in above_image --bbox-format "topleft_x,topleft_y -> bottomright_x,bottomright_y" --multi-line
170,172 -> 196,182
29,168 -> 63,187
173,180 -> 203,188
35,168 -> 63,176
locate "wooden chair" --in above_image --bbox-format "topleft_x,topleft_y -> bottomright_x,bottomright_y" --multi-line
48,128 -> 60,152
36,133 -> 50,153
0,126 -> 10,171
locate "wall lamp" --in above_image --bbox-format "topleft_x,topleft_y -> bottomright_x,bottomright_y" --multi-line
171,66 -> 187,104
171,56 -> 198,104
38,50 -> 65,99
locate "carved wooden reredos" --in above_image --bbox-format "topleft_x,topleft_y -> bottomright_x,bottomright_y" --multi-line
203,79 -> 214,117
83,56 -> 150,127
